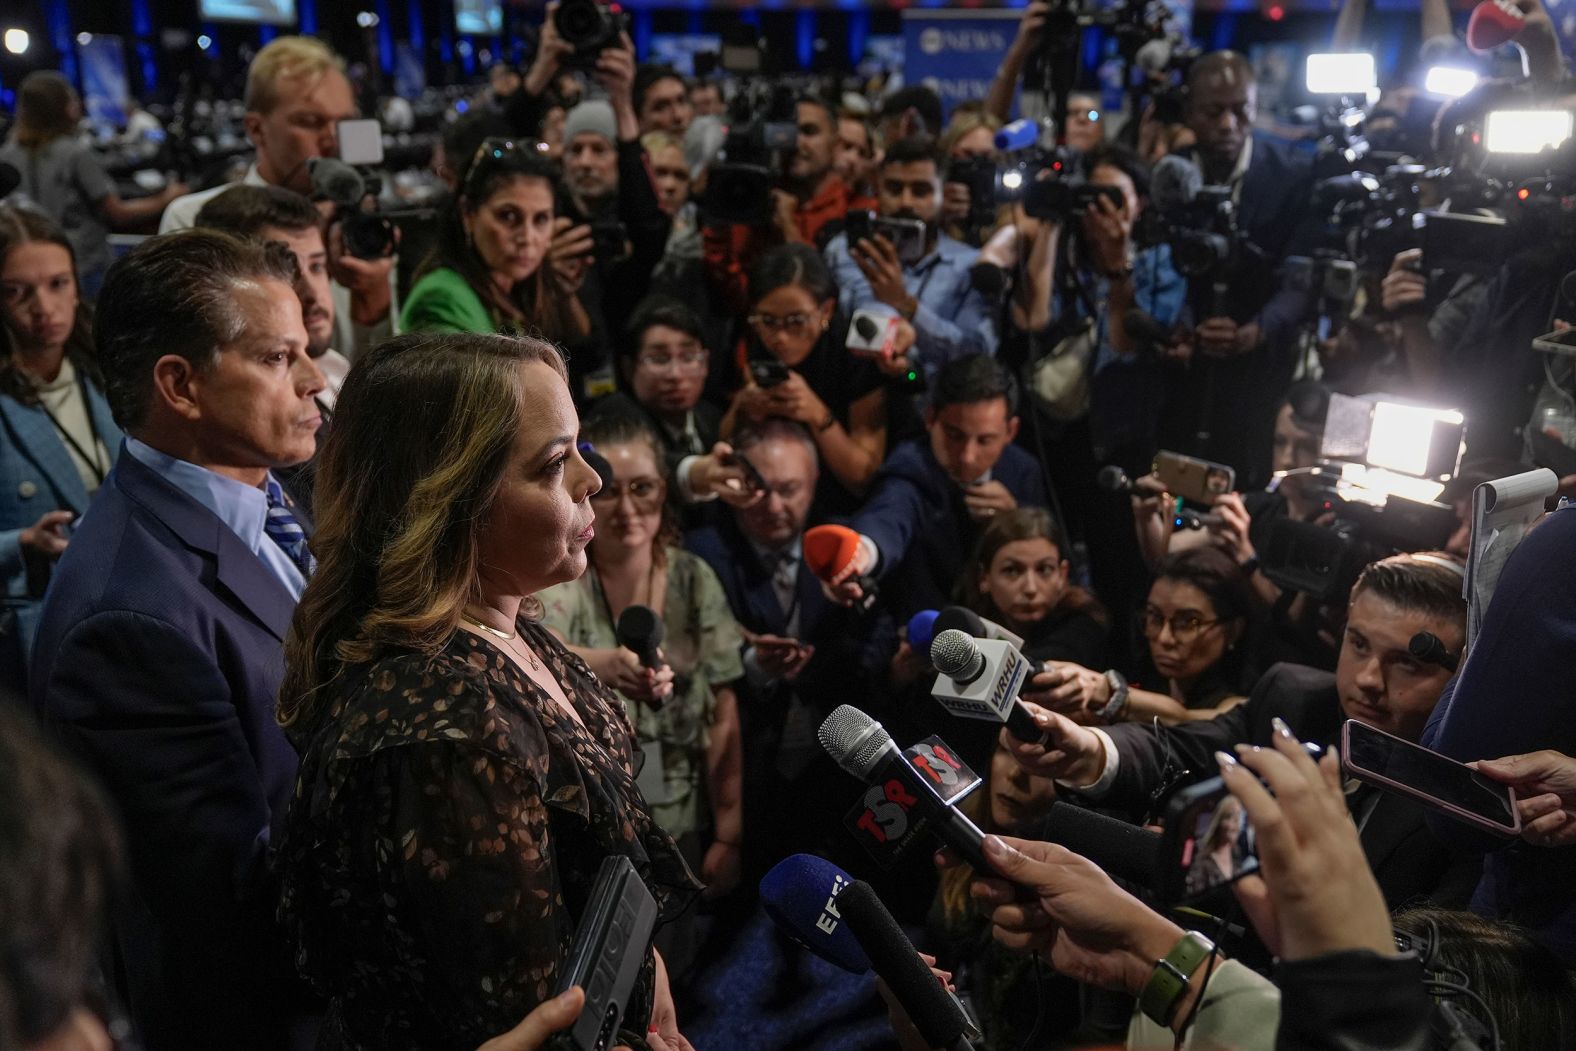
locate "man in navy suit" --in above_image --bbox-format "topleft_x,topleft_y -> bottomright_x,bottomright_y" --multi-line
686,418 -> 897,879
1164,50 -> 1317,486
829,354 -> 1049,616
30,230 -> 326,1050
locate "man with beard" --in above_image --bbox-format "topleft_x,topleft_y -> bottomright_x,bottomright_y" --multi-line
824,135 -> 998,383
702,96 -> 874,315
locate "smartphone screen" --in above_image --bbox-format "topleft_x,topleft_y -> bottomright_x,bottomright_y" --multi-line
1153,450 -> 1236,505
1342,720 -> 1519,836
1164,779 -> 1260,901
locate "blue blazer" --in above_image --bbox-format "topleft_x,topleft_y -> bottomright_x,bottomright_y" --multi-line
851,439 -> 1049,616
0,379 -> 121,680
29,448 -> 310,1050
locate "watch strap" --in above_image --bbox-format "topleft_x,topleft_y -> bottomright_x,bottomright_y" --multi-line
1139,931 -> 1215,1027
1097,669 -> 1130,722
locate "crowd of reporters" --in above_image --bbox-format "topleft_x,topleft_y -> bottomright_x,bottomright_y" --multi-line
5,0 -> 1576,1048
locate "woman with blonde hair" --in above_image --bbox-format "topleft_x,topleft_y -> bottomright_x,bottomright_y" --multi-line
0,72 -> 188,298
276,331 -> 698,1050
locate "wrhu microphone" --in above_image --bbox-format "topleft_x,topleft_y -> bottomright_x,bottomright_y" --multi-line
928,629 -> 1044,743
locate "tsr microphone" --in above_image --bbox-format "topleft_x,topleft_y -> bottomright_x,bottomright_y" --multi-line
818,705 -> 990,872
928,629 -> 1043,743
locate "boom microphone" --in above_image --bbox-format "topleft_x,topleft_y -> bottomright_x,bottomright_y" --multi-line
1151,154 -> 1204,215
1466,0 -> 1527,52
818,705 -> 990,871
307,156 -> 366,207
928,629 -> 1044,742
759,854 -> 871,974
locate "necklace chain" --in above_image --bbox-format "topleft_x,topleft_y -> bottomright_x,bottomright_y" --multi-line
461,611 -> 541,671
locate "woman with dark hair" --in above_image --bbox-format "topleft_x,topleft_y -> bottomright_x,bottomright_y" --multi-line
720,243 -> 886,516
0,206 -> 121,689
276,332 -> 699,1050
958,506 -> 1108,665
1040,547 -> 1252,725
539,413 -> 744,979
0,72 -> 188,299
400,140 -> 590,345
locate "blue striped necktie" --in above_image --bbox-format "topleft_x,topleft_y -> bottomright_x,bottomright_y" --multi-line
263,478 -> 316,578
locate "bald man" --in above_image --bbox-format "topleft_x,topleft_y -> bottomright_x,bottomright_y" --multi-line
1158,50 -> 1316,488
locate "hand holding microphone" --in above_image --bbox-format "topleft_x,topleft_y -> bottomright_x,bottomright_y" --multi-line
612,606 -> 673,709
804,524 -> 878,609
998,702 -> 1108,787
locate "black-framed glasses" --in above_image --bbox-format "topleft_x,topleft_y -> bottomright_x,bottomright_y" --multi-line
1141,608 -> 1221,642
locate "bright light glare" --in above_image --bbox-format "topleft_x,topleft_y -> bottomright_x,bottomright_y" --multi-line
1305,52 -> 1377,95
196,34 -> 213,50
1367,402 -> 1464,477
3,29 -> 29,55
1001,170 -> 1024,191
1337,464 -> 1448,505
1424,66 -> 1479,98
1484,110 -> 1574,154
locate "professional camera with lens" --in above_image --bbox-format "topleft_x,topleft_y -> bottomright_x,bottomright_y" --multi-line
701,82 -> 798,226
995,149 -> 1125,222
553,0 -> 629,66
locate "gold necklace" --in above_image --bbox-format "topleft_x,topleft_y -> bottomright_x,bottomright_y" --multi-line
462,612 -> 542,671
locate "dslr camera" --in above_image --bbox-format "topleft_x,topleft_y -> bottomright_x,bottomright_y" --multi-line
553,0 -> 629,66
995,147 -> 1124,222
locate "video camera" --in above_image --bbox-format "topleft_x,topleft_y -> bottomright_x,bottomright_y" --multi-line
699,33 -> 798,226
553,0 -> 629,67
1133,154 -> 1243,303
989,127 -> 1124,223
309,119 -> 433,260
1259,393 -> 1463,602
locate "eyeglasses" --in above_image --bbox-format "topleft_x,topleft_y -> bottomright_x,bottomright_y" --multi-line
1141,608 -> 1222,643
590,476 -> 666,510
748,312 -> 816,336
636,350 -> 708,373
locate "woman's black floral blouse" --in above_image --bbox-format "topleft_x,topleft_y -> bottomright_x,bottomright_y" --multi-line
278,621 -> 700,1050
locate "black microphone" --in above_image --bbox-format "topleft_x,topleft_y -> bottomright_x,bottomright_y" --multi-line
308,157 -> 366,207
1408,631 -> 1460,673
839,879 -> 979,1051
818,705 -> 990,872
616,605 -> 667,711
932,605 -> 1025,650
855,314 -> 880,341
1151,154 -> 1203,215
578,442 -> 614,490
928,629 -> 1045,743
1033,800 -> 1161,890
0,161 -> 19,200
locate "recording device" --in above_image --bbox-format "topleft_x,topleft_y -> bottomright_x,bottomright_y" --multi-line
589,219 -> 630,266
818,705 -> 990,872
615,606 -> 667,711
336,118 -> 384,167
932,605 -> 1026,651
995,151 -> 1125,222
946,154 -> 1002,239
1408,630 -> 1461,672
1095,465 -> 1218,531
803,524 -> 879,611
547,855 -> 658,1051
1466,0 -> 1527,52
759,854 -> 870,973
553,0 -> 630,66
846,308 -> 901,361
703,79 -> 797,225
1421,211 -> 1510,277
1158,777 -> 1259,903
748,358 -> 791,388
844,210 -> 927,266
720,449 -> 767,495
1138,154 -> 1241,284
1037,800 -> 1162,890
1153,451 -> 1235,506
928,629 -> 1042,743
308,156 -> 396,260
1341,720 -> 1521,837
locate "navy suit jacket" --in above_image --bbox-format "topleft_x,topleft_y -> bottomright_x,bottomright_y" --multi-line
852,439 -> 1048,616
0,380 -> 122,682
29,448 -> 309,1050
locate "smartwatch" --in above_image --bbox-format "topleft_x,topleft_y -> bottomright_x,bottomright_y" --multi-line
1097,669 -> 1130,723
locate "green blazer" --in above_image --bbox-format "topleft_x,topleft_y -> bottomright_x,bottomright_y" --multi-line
399,266 -> 497,334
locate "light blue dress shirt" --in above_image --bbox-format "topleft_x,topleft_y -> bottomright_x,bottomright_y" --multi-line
825,231 -> 999,381
123,438 -> 307,601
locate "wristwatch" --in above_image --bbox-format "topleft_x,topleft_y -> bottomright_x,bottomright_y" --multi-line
1139,930 -> 1216,1027
1097,669 -> 1130,723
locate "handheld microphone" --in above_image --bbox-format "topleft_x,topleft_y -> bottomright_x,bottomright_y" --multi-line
994,118 -> 1039,152
846,307 -> 900,360
818,705 -> 989,872
928,629 -> 1044,742
578,442 -> 614,490
1466,0 -> 1526,52
0,161 -> 19,200
759,854 -> 871,973
616,606 -> 668,710
307,156 -> 366,206
1408,631 -> 1460,672
1034,800 -> 1161,890
839,879 -> 979,1051
906,609 -> 941,657
804,524 -> 878,610
932,605 -> 1025,652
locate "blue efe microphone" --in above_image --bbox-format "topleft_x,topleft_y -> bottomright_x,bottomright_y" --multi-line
906,609 -> 941,658
759,854 -> 871,973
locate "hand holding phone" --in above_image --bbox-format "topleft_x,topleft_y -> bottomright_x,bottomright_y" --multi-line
1473,750 -> 1576,847
1342,720 -> 1520,837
